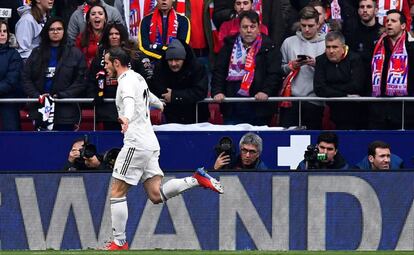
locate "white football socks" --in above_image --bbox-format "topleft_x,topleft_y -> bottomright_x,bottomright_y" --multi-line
161,177 -> 199,201
110,197 -> 128,246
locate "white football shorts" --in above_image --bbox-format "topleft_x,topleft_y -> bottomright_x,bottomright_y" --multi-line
112,147 -> 164,185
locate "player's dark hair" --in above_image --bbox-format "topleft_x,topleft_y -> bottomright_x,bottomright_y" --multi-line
108,47 -> 131,66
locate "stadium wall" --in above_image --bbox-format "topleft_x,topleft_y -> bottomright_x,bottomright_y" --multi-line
2,131 -> 414,171
0,171 -> 413,250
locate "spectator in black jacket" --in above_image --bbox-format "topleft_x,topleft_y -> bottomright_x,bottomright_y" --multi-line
22,17 -> 87,131
87,22 -> 152,130
345,0 -> 382,92
0,20 -> 23,131
150,39 -> 209,124
314,31 -> 365,129
211,10 -> 283,126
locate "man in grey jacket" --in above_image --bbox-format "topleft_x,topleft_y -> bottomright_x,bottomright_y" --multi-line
67,0 -> 124,44
279,5 -> 326,130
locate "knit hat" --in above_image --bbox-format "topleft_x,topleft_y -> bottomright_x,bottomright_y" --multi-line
165,39 -> 186,60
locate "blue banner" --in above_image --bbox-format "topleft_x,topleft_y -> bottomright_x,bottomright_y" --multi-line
2,131 -> 414,172
0,171 -> 413,250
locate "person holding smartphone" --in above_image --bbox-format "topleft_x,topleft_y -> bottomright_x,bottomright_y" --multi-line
279,6 -> 326,130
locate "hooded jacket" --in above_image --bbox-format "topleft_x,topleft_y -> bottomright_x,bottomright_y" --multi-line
15,5 -> 45,59
280,31 -> 326,101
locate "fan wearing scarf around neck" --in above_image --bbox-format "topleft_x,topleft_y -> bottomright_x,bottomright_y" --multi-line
138,0 -> 190,60
211,10 -> 283,126
369,9 -> 414,129
313,31 -> 365,130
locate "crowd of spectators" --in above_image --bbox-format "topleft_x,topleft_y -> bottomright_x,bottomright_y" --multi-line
1,0 -> 414,131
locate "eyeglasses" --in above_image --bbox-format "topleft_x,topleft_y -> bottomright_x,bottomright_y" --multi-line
241,148 -> 258,154
49,27 -> 64,33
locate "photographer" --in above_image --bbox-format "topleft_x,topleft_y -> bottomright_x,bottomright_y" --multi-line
214,132 -> 268,170
297,131 -> 349,170
63,136 -> 108,171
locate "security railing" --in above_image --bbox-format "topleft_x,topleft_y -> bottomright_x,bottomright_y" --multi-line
2,97 -> 414,130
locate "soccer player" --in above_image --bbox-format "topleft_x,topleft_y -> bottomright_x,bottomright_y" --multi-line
103,47 -> 224,250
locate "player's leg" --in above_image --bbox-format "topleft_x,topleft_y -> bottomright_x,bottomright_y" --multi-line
107,147 -> 147,250
109,178 -> 130,249
142,151 -> 223,203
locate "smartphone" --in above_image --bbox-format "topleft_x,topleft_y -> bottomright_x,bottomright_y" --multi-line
297,55 -> 310,61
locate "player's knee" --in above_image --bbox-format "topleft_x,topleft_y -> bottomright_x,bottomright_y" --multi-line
148,192 -> 162,204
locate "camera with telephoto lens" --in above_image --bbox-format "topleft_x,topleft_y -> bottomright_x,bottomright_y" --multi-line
215,136 -> 235,169
79,135 -> 97,159
304,145 -> 327,169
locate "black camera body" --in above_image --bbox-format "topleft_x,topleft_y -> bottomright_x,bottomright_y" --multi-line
304,145 -> 327,169
79,135 -> 97,159
215,136 -> 235,169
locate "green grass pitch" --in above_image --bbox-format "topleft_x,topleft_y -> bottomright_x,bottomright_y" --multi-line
0,251 -> 414,255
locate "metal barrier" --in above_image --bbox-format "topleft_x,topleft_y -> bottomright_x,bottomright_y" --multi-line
2,97 -> 414,130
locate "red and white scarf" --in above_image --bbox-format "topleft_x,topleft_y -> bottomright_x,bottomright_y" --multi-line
227,35 -> 262,96
130,0 -> 156,38
279,62 -> 299,108
371,32 -> 408,96
149,8 -> 178,45
377,0 -> 403,25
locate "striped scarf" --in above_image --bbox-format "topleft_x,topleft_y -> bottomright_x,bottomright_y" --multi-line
227,35 -> 262,96
377,0 -> 402,25
149,8 -> 178,45
371,32 -> 408,96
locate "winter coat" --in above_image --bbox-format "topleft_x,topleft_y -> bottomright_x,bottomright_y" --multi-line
22,45 -> 87,125
150,40 -> 209,124
0,44 -> 23,98
211,34 -> 283,120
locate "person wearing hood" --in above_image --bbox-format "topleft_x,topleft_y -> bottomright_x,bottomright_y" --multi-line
15,0 -> 54,59
279,6 -> 326,130
67,0 -> 124,44
149,39 -> 209,124
0,20 -> 23,131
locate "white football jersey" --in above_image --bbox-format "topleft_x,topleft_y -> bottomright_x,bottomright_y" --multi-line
116,69 -> 160,150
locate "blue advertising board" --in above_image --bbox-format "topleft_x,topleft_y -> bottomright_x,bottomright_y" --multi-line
1,131 -> 414,171
0,171 -> 412,250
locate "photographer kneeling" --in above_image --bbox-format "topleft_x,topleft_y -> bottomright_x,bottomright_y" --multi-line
64,136 -> 108,171
297,131 -> 349,170
214,132 -> 268,170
